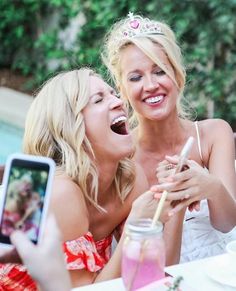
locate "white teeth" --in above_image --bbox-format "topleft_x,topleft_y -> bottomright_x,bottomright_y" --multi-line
111,115 -> 127,125
145,95 -> 164,104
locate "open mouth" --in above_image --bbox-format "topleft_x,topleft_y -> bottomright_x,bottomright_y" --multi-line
110,116 -> 128,135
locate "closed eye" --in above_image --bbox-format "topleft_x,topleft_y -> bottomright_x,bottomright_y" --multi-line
95,98 -> 103,104
93,92 -> 104,103
154,69 -> 165,76
129,75 -> 141,82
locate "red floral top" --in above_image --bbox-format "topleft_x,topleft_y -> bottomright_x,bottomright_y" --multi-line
63,232 -> 112,272
0,232 -> 113,289
0,264 -> 36,290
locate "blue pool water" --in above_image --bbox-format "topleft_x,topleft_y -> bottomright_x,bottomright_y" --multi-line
0,120 -> 23,164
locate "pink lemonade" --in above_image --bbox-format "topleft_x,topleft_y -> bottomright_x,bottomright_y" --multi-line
122,252 -> 165,290
122,219 -> 165,290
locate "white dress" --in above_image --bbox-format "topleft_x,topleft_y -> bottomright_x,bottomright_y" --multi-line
180,122 -> 236,263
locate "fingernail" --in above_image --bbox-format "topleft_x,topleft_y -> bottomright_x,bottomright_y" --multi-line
168,212 -> 174,217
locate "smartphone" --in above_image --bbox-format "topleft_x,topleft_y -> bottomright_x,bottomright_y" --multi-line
0,153 -> 55,248
170,137 -> 194,208
175,136 -> 194,173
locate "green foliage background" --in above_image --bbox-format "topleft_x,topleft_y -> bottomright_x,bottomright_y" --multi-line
0,0 -> 235,128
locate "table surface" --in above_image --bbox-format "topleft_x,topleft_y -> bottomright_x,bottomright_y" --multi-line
72,253 -> 236,291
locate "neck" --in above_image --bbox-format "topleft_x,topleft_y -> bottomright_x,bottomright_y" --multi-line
134,114 -> 189,155
96,158 -> 119,205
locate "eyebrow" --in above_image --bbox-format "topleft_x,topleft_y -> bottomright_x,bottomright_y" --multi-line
89,91 -> 103,99
127,63 -> 164,75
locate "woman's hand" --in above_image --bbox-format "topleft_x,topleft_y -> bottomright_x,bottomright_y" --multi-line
128,189 -> 174,223
154,156 -> 219,214
0,215 -> 71,291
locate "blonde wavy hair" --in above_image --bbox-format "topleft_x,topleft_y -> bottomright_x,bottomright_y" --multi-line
23,68 -> 135,211
102,14 -> 190,125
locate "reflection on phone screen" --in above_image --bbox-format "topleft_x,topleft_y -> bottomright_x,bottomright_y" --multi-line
0,159 -> 49,244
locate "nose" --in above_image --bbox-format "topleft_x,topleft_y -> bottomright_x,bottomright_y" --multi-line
110,94 -> 124,109
144,75 -> 159,92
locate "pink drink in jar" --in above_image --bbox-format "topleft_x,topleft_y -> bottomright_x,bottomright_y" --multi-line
122,219 -> 165,290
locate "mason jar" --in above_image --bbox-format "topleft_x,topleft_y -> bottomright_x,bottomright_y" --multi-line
122,218 -> 165,290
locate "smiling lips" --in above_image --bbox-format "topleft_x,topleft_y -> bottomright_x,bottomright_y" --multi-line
110,115 -> 129,135
144,95 -> 164,104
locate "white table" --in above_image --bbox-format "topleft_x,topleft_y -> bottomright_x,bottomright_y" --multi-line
165,254 -> 235,291
72,253 -> 235,291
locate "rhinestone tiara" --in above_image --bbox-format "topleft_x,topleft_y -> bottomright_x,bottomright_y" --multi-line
118,12 -> 164,40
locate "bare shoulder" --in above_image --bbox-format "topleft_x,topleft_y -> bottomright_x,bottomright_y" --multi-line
198,118 -> 234,150
50,175 -> 89,241
199,118 -> 233,138
198,119 -> 235,169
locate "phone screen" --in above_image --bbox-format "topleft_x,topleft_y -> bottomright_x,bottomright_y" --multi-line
0,158 -> 50,244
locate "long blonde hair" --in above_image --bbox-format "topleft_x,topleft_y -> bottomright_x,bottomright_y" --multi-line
23,68 -> 135,210
102,14 -> 189,125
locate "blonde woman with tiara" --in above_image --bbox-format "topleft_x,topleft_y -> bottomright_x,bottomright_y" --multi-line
102,13 -> 236,263
0,68 -> 175,289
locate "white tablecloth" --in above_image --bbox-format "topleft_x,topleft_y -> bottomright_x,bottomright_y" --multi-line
72,253 -> 235,291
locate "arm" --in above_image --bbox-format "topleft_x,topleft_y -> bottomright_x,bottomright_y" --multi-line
155,120 -> 236,232
205,119 -> 236,231
163,208 -> 186,266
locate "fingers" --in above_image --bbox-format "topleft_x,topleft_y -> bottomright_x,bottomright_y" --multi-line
43,215 -> 61,242
169,198 -> 196,215
152,179 -> 193,199
156,156 -> 191,184
10,231 -> 36,260
156,169 -> 176,185
164,155 -> 179,163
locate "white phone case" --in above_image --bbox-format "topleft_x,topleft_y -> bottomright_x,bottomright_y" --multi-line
0,153 -> 55,248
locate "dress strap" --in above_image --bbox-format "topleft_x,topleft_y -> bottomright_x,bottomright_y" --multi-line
194,121 -> 203,162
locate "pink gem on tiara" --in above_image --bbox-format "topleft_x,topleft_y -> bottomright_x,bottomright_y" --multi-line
114,12 -> 164,48
122,12 -> 164,39
130,19 -> 140,29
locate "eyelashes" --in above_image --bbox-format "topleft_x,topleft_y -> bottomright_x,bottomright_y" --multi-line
128,70 -> 166,82
93,91 -> 120,104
